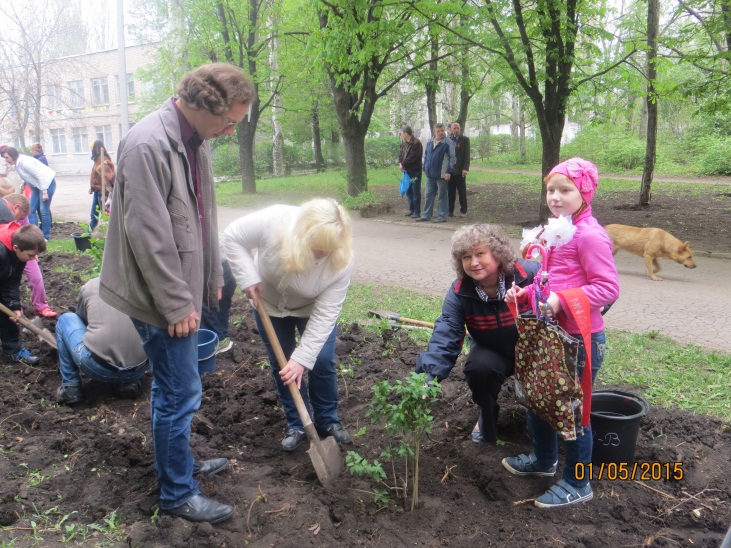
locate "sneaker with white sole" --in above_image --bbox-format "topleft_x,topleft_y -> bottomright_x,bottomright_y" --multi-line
502,453 -> 557,476
534,479 -> 593,508
216,337 -> 233,354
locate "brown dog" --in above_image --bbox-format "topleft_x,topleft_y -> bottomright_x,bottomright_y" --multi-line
605,224 -> 696,281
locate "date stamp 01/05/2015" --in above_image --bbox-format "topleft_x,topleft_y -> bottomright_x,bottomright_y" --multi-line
575,462 -> 684,482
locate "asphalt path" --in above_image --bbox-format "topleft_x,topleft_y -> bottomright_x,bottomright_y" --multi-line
52,174 -> 731,353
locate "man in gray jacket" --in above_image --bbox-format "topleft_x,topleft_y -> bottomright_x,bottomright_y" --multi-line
100,63 -> 254,524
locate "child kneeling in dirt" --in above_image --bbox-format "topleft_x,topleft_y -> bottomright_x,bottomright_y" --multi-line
55,277 -> 150,405
0,223 -> 46,365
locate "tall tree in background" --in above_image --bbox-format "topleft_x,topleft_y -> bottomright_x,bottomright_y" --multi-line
0,1 -> 84,150
312,0 -> 452,196
425,0 -> 636,220
640,0 -> 659,206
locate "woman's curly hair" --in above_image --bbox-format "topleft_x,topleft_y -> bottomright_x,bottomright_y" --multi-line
450,224 -> 517,279
177,63 -> 256,115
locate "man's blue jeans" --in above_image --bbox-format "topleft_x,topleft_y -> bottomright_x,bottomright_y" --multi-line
405,171 -> 422,216
422,177 -> 448,221
28,179 -> 56,240
131,318 -> 202,510
56,313 -> 148,386
526,331 -> 606,489
252,310 -> 340,431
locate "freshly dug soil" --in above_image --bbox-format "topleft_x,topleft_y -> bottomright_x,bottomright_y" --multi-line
0,223 -> 729,547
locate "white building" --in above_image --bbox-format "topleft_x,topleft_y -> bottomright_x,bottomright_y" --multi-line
1,43 -> 160,175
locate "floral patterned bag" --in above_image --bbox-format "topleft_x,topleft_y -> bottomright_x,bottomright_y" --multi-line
514,313 -> 584,441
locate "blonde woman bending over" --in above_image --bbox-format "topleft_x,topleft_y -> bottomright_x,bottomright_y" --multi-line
221,198 -> 354,452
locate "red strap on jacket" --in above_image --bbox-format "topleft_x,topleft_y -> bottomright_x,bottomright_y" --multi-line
556,288 -> 593,428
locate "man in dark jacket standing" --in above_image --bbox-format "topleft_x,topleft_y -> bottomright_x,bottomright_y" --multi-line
397,126 -> 424,218
100,63 -> 255,525
448,122 -> 470,216
418,123 -> 455,223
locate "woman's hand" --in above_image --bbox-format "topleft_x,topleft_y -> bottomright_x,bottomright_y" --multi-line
42,191 -> 49,201
244,283 -> 263,308
505,285 -> 528,304
280,358 -> 305,388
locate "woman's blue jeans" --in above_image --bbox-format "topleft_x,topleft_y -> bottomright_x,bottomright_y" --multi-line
89,191 -> 102,229
28,180 -> 56,240
252,310 -> 340,432
131,318 -> 202,510
526,330 -> 606,488
57,313 -> 149,386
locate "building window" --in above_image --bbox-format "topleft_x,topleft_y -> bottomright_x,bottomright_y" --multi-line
94,126 -> 113,150
115,74 -> 135,103
50,128 -> 67,154
46,84 -> 62,110
71,128 -> 87,153
68,80 -> 84,108
91,77 -> 109,106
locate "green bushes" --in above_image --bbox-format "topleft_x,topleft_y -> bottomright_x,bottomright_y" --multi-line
698,137 -> 731,175
365,136 -> 400,167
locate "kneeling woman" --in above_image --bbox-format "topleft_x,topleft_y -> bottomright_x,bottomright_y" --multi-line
222,199 -> 354,452
416,224 -> 538,443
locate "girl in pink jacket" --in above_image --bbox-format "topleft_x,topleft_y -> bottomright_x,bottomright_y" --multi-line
503,158 -> 620,509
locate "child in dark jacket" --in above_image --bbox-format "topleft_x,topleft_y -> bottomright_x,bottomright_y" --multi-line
0,223 -> 47,365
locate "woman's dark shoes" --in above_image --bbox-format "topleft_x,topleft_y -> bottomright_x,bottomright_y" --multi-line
116,380 -> 142,399
316,423 -> 352,445
281,428 -> 306,452
163,494 -> 233,524
193,458 -> 229,476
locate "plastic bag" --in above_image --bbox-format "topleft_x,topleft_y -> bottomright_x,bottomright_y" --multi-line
399,172 -> 412,196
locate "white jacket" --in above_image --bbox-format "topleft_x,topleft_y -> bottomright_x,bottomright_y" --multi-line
221,205 -> 353,369
14,155 -> 56,191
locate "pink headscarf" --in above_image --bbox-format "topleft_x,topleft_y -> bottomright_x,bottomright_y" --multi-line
545,158 -> 599,204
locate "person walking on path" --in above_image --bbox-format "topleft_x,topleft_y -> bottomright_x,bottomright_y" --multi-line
100,62 -> 255,525
1,147 -> 57,240
448,122 -> 470,217
398,125 -> 424,218
221,199 -> 354,453
417,123 -> 455,223
55,277 -> 150,405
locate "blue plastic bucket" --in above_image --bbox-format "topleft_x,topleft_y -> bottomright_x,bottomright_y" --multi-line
591,390 -> 650,464
197,329 -> 218,375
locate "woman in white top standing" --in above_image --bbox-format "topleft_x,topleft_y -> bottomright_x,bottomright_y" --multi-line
1,147 -> 56,240
221,198 -> 354,452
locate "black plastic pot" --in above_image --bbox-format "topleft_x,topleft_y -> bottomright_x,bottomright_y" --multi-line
591,390 -> 650,464
71,232 -> 91,252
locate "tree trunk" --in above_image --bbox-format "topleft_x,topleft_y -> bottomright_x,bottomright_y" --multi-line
311,100 -> 325,172
538,120 -> 563,222
341,127 -> 368,195
640,0 -> 659,206
270,6 -> 284,176
425,29 -> 439,130
238,97 -> 259,194
519,106 -> 526,162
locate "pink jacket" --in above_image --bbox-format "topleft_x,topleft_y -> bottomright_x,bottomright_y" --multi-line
545,207 -> 619,334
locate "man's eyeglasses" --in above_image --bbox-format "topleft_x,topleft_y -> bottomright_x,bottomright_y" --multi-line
221,113 -> 238,128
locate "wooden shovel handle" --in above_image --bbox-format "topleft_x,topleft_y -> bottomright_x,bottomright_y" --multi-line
256,302 -> 314,430
0,302 -> 58,349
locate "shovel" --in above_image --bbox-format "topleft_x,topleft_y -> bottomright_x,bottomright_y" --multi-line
0,302 -> 58,349
255,302 -> 342,487
367,309 -> 435,329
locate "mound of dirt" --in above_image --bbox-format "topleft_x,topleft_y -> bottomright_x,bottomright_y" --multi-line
0,244 -> 728,547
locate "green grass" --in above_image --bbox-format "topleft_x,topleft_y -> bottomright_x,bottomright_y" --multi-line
44,238 -> 76,254
342,283 -> 731,422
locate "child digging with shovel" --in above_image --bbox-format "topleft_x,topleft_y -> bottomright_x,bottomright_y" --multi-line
0,223 -> 47,365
